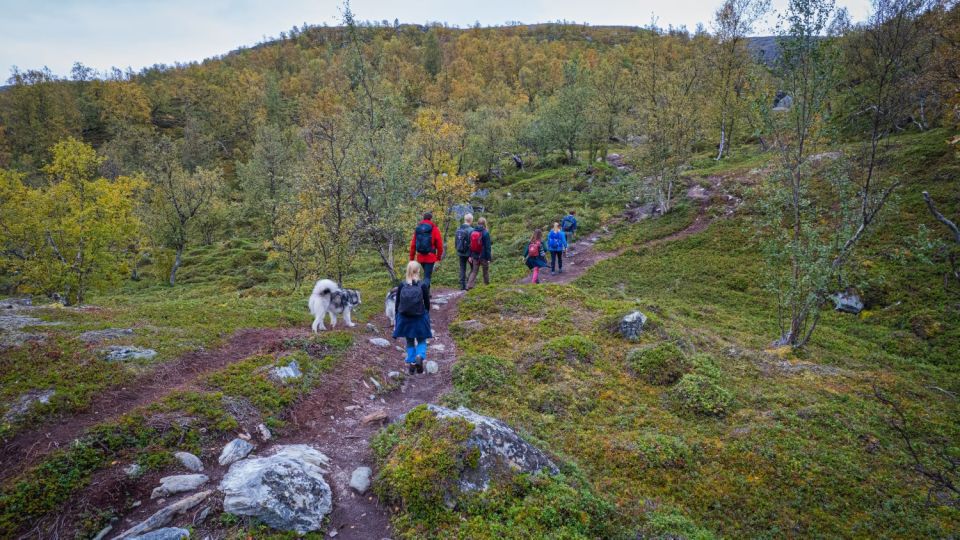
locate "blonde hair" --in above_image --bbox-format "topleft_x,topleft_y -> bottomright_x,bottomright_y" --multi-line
464,213 -> 474,224
552,221 -> 561,231
477,216 -> 487,227
405,260 -> 422,285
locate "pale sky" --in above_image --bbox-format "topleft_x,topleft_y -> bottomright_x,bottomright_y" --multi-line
0,0 -> 873,79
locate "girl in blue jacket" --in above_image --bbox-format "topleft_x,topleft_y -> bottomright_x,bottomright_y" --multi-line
547,221 -> 568,274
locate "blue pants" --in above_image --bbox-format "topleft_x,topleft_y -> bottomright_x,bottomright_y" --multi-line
422,262 -> 435,287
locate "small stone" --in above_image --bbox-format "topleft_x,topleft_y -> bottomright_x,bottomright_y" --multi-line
124,463 -> 143,478
256,423 -> 272,441
831,291 -> 864,314
369,337 -> 391,347
173,451 -> 203,472
349,466 -> 372,494
219,438 -> 255,466
619,310 -> 647,341
92,525 -> 113,540
150,474 -> 209,499
345,405 -> 360,411
101,346 -> 156,362
361,410 -> 388,425
425,360 -> 439,374
269,360 -> 302,381
386,371 -> 401,379
366,323 -> 379,334
430,343 -> 445,352
369,377 -> 382,392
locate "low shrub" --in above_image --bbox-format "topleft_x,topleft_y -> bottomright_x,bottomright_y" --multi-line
641,508 -> 718,540
627,342 -> 689,385
533,334 -> 599,365
452,354 -> 511,395
635,431 -> 694,469
671,374 -> 733,417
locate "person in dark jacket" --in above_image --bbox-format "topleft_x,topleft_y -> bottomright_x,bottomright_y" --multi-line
393,261 -> 432,374
466,217 -> 492,290
523,228 -> 548,284
409,212 -> 444,287
561,210 -> 578,254
547,221 -> 568,274
454,213 -> 474,290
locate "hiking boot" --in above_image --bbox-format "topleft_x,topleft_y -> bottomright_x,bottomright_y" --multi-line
408,362 -> 416,375
415,356 -> 424,374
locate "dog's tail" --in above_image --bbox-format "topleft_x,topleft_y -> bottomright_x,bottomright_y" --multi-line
309,279 -> 339,316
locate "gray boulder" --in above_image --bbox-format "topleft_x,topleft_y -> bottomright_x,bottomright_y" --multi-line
102,346 -> 157,362
619,310 -> 648,341
173,451 -> 203,472
270,360 -> 302,381
831,291 -> 864,314
218,438 -> 255,466
424,405 -> 559,492
425,360 -> 439,374
150,474 -> 209,499
128,527 -> 190,540
79,327 -> 134,343
219,445 -> 332,534
349,466 -> 372,494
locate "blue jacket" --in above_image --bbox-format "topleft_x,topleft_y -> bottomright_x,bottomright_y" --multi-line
547,229 -> 568,251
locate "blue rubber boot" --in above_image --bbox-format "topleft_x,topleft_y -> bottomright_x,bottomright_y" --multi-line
415,342 -> 427,373
405,347 -> 416,374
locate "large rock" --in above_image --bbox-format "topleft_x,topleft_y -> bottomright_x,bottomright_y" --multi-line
424,405 -> 559,492
831,291 -> 864,314
269,360 -> 302,381
150,474 -> 209,499
219,445 -> 332,534
219,438 -> 255,466
128,527 -> 190,540
173,451 -> 203,472
619,310 -> 648,341
102,346 -> 157,362
79,327 -> 134,343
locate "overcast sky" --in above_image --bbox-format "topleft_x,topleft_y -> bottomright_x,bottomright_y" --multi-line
0,0 -> 873,79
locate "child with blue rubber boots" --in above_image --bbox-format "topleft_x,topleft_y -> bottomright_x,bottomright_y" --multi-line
393,261 -> 432,374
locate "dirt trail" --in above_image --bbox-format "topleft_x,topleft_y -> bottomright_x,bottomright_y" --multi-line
0,327 -> 307,484
105,289 -> 464,540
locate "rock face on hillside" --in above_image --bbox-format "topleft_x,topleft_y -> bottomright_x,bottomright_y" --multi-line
425,405 -> 559,492
101,346 -> 157,362
831,291 -> 864,314
219,445 -> 332,534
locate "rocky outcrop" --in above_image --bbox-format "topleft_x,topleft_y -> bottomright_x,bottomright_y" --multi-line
101,346 -> 157,362
831,291 -> 864,314
128,527 -> 189,540
619,310 -> 648,341
269,360 -> 302,381
3,389 -> 54,424
219,445 -> 332,534
150,474 -> 209,499
425,405 -> 559,492
218,438 -> 254,466
114,490 -> 212,539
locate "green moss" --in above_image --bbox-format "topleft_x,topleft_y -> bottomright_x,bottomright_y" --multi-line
642,508 -> 718,540
671,374 -> 734,417
452,354 -> 512,395
634,432 -> 695,469
627,342 -> 690,385
532,334 -> 599,365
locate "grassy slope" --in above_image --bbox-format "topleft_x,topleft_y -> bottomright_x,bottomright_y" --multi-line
436,129 -> 959,538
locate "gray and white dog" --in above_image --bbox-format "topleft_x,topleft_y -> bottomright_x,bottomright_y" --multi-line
384,287 -> 398,326
309,279 -> 361,332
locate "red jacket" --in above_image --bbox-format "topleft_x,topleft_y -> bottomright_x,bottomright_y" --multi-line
409,219 -> 444,264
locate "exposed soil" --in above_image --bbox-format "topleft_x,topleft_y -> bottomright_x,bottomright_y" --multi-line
0,327 -> 307,484
81,289 -> 464,540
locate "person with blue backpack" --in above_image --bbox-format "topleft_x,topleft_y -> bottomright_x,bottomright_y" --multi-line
409,212 -> 444,288
393,261 -> 432,375
547,221 -> 568,274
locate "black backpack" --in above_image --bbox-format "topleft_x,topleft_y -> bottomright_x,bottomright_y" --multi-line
415,223 -> 434,255
455,225 -> 473,255
398,283 -> 425,316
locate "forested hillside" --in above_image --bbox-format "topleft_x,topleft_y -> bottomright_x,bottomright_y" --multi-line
1,0 -> 959,538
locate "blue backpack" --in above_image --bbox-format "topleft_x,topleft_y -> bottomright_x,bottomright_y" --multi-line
547,230 -> 564,251
561,215 -> 577,232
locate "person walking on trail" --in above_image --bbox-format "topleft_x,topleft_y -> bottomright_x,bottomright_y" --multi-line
409,211 -> 444,287
454,213 -> 474,291
547,221 -> 568,274
524,228 -> 548,284
561,210 -> 578,253
393,261 -> 432,375
466,216 -> 492,290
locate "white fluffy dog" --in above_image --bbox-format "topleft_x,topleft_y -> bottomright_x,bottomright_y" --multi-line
309,279 -> 361,332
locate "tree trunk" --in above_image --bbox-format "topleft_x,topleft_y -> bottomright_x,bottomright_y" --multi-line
169,244 -> 184,286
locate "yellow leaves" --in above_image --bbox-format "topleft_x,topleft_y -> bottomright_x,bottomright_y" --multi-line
43,137 -> 103,185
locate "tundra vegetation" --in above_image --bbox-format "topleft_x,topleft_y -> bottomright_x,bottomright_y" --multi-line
0,0 -> 959,537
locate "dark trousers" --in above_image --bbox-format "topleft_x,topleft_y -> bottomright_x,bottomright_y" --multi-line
422,262 -> 435,287
550,250 -> 563,271
467,258 -> 489,289
458,255 -> 470,290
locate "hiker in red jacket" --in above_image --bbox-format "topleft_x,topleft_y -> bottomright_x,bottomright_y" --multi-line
409,212 -> 444,287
